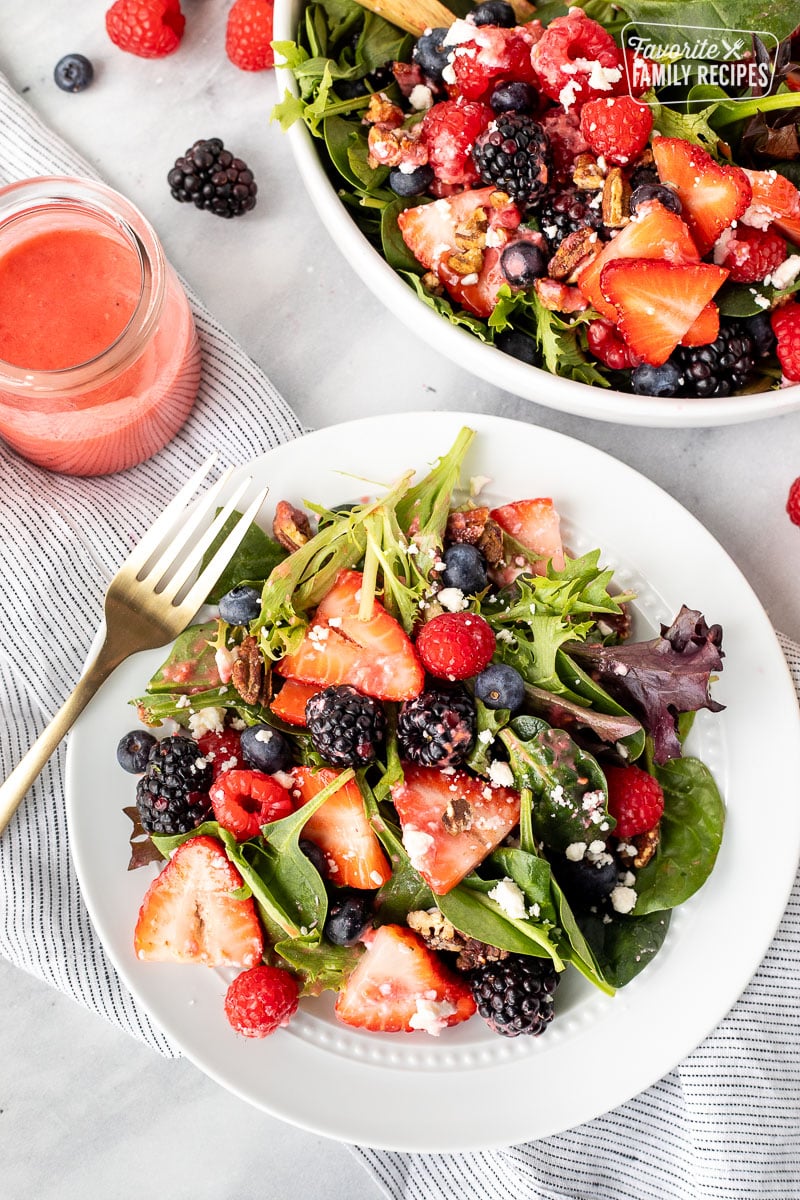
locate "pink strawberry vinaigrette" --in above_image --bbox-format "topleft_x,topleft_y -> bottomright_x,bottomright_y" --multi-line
0,177 -> 200,475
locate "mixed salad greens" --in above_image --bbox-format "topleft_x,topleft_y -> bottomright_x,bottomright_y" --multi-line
273,0 -> 800,396
122,429 -> 726,1039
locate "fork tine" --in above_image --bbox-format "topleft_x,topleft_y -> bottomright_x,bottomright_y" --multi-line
156,474 -> 254,602
124,455 -> 218,575
174,484 -> 271,619
139,466 -> 236,586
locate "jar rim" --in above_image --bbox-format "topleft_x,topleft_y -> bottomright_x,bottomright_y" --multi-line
0,176 -> 166,391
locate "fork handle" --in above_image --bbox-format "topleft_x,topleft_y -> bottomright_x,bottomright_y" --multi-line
0,636 -> 125,836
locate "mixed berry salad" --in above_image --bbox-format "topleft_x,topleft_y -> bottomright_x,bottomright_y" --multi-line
274,1 -> 800,397
119,428 -> 725,1041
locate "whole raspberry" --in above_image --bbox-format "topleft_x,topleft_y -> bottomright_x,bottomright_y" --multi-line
210,769 -> 294,841
225,966 -> 300,1038
449,26 -> 539,102
105,0 -> 185,58
226,0 -> 275,71
605,764 -> 664,838
587,319 -> 642,370
416,612 -> 496,680
717,225 -> 787,283
531,10 -> 624,109
771,302 -> 800,381
787,477 -> 800,527
579,96 -> 653,166
422,99 -> 493,187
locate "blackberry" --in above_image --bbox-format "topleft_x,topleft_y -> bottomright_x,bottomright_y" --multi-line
472,114 -> 551,206
135,735 -> 213,835
306,685 -> 386,768
168,138 -> 257,218
397,686 -> 476,768
324,891 -> 374,946
675,319 -> 756,398
535,187 -> 604,249
470,953 -> 559,1037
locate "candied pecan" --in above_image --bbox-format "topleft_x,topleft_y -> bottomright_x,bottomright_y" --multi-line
478,519 -> 504,567
272,500 -> 312,552
231,635 -> 269,706
447,207 -> 488,277
363,93 -> 403,128
573,152 -> 605,190
406,909 -> 508,970
617,826 -> 660,870
446,507 -> 490,546
367,124 -> 427,170
534,277 -> 588,313
421,271 -> 444,297
602,166 -> 631,228
442,795 -> 473,835
547,227 -> 600,282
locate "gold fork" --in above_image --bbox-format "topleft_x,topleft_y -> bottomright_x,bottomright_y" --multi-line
0,457 -> 269,836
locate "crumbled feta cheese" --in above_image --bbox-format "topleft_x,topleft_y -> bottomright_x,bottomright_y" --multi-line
175,694 -> 191,709
565,842 -> 587,862
254,728 -> 274,743
488,877 -> 528,921
770,254 -> 800,290
469,474 -> 492,497
230,717 -> 246,731
408,996 -> 457,1035
409,83 -> 434,112
403,826 -> 435,870
487,760 -> 514,788
478,729 -> 495,745
495,628 -> 515,644
460,272 -> 479,286
558,79 -> 580,110
610,885 -> 637,914
437,587 -> 468,612
215,644 -> 238,684
188,706 -> 226,737
328,616 -> 342,627
370,870 -> 384,886
588,839 -> 606,855
442,62 -> 456,85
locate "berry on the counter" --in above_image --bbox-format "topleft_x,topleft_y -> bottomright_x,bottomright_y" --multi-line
674,319 -> 756,397
472,113 -> 551,205
324,890 -> 374,947
225,965 -> 300,1037
441,542 -> 488,594
772,301 -> 800,382
412,27 -> 451,86
490,80 -> 537,114
196,728 -> 244,778
716,224 -> 787,284
397,686 -> 476,768
134,835 -> 263,966
225,0 -> 275,71
787,476 -> 800,527
495,328 -> 537,364
629,182 -> 682,216
388,164 -> 435,197
168,138 -> 257,219
579,96 -> 652,166
293,767 -> 392,889
117,728 -> 157,773
218,584 -> 261,624
210,769 -> 294,841
552,850 -> 618,908
630,361 -> 682,398
469,953 -> 559,1037
240,723 -> 293,774
474,663 -> 525,711
305,684 -> 386,768
469,0 -> 516,27
605,763 -> 665,837
135,734 -> 213,834
651,137 -> 752,256
422,99 -> 493,187
500,240 -> 546,288
106,0 -> 185,58
416,612 -> 496,680
53,54 -> 94,92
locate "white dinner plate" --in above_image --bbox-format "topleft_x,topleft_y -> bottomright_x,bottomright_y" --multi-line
65,412 -> 800,1151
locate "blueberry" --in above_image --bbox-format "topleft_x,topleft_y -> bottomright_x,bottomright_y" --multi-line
117,729 -> 157,774
475,663 -> 525,711
500,240 -> 546,287
630,183 -> 682,215
324,891 -> 373,946
388,164 -> 435,197
743,312 -> 776,358
490,81 -> 537,114
629,165 -> 658,191
300,839 -> 328,878
412,28 -> 451,82
335,77 -> 368,99
54,54 -> 93,93
469,0 -> 516,25
218,584 -> 261,625
552,853 -> 618,908
495,328 -> 538,365
441,543 -> 488,594
630,361 -> 682,397
240,724 -> 293,773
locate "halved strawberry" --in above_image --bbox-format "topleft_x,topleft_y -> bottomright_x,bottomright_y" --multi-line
680,301 -> 720,347
292,766 -> 392,889
490,498 -> 565,578
334,924 -> 476,1033
742,168 -> 800,247
577,200 -> 699,320
134,835 -> 263,967
276,570 -> 424,702
270,679 -> 319,727
600,259 -> 729,366
391,764 -> 520,896
652,137 -> 752,255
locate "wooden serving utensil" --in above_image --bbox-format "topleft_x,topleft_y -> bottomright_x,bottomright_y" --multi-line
352,0 -> 456,36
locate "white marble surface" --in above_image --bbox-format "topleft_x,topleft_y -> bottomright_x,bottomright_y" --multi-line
1,3 -> 799,1198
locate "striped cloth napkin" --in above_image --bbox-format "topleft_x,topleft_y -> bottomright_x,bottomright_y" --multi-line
2,71 -> 800,1200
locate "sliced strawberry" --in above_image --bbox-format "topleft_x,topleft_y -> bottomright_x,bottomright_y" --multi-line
448,24 -> 541,102
270,679 -> 319,727
334,924 -> 476,1033
134,835 -> 263,967
680,301 -> 720,347
292,766 -> 391,889
652,137 -> 751,255
742,168 -> 800,247
577,200 -> 699,320
600,259 -> 729,366
391,764 -> 520,896
276,570 -> 424,702
490,498 -> 565,579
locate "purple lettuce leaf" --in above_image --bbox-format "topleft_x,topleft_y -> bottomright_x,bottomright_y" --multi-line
563,607 -> 724,763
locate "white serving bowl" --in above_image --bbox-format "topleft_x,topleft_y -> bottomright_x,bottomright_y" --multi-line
273,0 -> 800,427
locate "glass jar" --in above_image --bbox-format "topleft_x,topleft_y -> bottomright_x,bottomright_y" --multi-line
0,176 -> 201,475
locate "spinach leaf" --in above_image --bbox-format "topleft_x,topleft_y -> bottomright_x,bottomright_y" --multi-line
151,819 -> 224,859
358,772 -> 435,921
200,513 -> 286,603
621,1 -> 800,46
489,286 -> 611,387
579,908 -> 672,988
146,621 -> 220,694
550,875 -> 614,994
554,650 -> 646,760
436,875 -> 565,965
274,932 -> 363,994
356,11 -> 411,71
465,701 -> 511,775
490,847 -> 557,923
131,684 -> 260,728
381,197 -> 427,272
717,277 -> 800,318
634,756 -> 725,915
